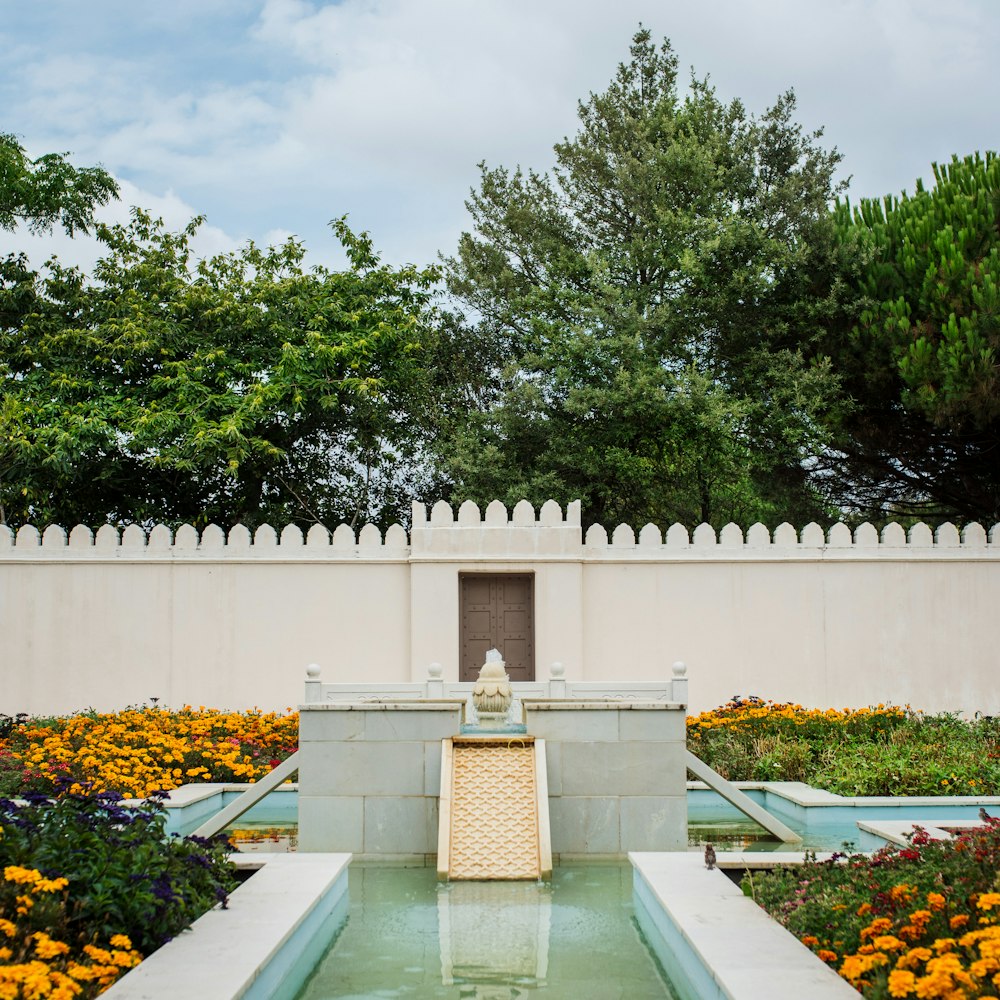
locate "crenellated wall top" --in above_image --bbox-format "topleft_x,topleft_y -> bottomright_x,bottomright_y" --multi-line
1,501 -> 998,561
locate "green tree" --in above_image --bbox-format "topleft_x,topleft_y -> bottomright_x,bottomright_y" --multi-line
0,132 -> 118,235
0,210 -> 440,529
823,152 -> 1000,523
439,28 -> 848,529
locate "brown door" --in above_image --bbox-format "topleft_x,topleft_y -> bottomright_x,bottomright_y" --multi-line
459,574 -> 535,682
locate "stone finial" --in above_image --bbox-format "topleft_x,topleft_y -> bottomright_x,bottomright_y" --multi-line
427,661 -> 443,679
305,664 -> 322,680
672,661 -> 688,677
472,649 -> 513,718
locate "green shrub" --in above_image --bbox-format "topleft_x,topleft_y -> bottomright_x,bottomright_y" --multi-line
0,787 -> 237,954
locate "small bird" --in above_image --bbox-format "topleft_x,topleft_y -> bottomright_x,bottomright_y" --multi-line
704,843 -> 716,870
979,807 -> 993,822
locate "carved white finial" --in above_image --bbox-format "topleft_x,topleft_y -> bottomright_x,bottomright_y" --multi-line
472,650 -> 512,718
550,661 -> 565,678
672,660 -> 688,677
427,661 -> 443,679
305,663 -> 322,679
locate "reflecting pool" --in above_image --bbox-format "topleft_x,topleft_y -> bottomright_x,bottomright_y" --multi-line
295,864 -> 678,999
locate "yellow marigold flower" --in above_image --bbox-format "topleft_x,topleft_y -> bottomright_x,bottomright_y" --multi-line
0,946 -> 11,961
926,892 -> 946,911
67,962 -> 99,981
0,918 -> 15,938
16,893 -> 34,914
817,949 -> 837,963
978,893 -> 1000,912
887,969 -> 916,997
909,910 -> 932,926
891,884 -> 917,901
4,865 -> 41,885
83,944 -> 113,964
109,934 -> 133,949
34,875 -> 69,893
32,931 -> 71,958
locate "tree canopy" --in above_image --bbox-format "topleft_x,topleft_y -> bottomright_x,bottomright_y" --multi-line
0,133 -> 118,236
0,211 -> 440,529
823,152 -> 1000,522
438,28 -> 849,529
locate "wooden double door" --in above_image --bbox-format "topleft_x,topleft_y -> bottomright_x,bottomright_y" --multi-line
459,574 -> 535,682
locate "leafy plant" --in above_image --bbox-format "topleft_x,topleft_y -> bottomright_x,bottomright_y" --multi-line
745,820 -> 1000,997
687,698 -> 1000,795
0,787 -> 236,954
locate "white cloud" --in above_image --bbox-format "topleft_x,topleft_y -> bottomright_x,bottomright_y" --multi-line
3,0 -> 998,272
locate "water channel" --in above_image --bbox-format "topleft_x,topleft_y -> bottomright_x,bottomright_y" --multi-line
294,864 -> 679,1000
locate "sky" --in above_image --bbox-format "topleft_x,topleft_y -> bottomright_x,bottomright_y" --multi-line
2,0 -> 998,275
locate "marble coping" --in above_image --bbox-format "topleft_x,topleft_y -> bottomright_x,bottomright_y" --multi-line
102,853 -> 350,1000
631,851 -> 858,999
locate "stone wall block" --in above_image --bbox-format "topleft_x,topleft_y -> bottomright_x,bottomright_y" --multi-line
458,500 -> 480,524
881,522 -> 906,547
638,523 -> 662,547
306,524 -> 330,547
772,522 -> 797,547
484,500 -> 507,525
800,522 -> 824,547
936,522 -> 960,547
665,523 -> 689,547
280,524 -> 304,547
719,523 -> 744,548
611,524 -> 635,547
42,525 -> 66,548
854,522 -> 879,546
512,500 -> 535,524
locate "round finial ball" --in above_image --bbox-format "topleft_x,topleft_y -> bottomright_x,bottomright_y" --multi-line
428,661 -> 443,679
550,661 -> 565,678
305,663 -> 321,679
672,660 -> 688,677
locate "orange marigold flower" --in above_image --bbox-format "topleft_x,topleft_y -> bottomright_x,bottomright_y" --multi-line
895,947 -> 933,971
802,935 -> 819,947
857,902 -> 872,916
887,969 -> 916,997
949,914 -> 969,930
873,935 -> 906,952
926,892 -> 946,911
818,949 -> 838,963
977,893 -> 1000,912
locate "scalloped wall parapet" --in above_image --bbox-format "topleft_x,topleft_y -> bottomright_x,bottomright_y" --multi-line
1,505 -> 998,560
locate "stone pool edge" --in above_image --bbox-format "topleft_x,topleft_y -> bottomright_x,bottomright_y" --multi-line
102,852 -> 350,1000
630,851 -> 859,1000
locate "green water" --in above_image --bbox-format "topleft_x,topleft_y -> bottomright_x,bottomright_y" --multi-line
295,864 -> 678,999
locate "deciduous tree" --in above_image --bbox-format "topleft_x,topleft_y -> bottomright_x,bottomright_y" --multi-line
0,211 -> 439,529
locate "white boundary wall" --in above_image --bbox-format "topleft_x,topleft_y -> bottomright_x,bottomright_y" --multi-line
2,499 -> 998,716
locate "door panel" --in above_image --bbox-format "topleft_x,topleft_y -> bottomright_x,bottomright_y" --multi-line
459,574 -> 535,682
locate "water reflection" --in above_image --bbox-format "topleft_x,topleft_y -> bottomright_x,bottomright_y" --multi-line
294,864 -> 675,999
438,880 -> 551,989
